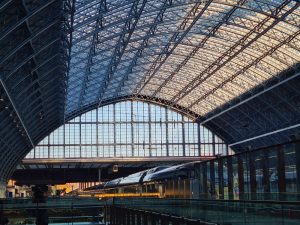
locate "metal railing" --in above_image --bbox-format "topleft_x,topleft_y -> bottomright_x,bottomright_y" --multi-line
0,197 -> 300,224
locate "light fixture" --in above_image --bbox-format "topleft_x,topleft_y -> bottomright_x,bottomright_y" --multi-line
112,165 -> 118,172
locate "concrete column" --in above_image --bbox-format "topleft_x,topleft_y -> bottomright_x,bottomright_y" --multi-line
0,180 -> 6,198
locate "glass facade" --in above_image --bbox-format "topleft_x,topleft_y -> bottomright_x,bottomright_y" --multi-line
193,141 -> 300,201
26,101 -> 228,159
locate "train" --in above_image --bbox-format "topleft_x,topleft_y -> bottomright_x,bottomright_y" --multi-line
80,162 -> 201,199
80,156 -> 298,201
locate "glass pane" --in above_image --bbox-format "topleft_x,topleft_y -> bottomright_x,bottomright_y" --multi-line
27,101 -> 226,159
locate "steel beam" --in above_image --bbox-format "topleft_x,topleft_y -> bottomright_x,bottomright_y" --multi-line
65,94 -> 199,122
0,0 -> 57,42
77,0 -> 107,107
0,0 -> 13,11
188,29 -> 300,109
96,0 -> 148,106
229,123 -> 300,147
3,38 -> 61,79
22,156 -> 214,164
199,72 -> 300,124
0,79 -> 34,147
113,0 -> 173,97
0,19 -> 60,65
133,0 -> 214,95
147,0 -> 247,98
169,0 -> 298,105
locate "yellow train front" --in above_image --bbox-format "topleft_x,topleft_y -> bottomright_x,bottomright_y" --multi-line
80,163 -> 200,199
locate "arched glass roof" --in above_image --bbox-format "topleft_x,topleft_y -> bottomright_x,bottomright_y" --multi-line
0,0 -> 300,180
66,0 -> 300,118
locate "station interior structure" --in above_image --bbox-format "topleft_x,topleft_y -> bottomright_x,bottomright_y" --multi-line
0,0 -> 300,224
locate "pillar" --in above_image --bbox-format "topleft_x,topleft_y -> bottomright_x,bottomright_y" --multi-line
277,145 -> 286,197
126,208 -> 131,225
0,180 -> 6,198
142,211 -> 147,225
36,209 -> 48,225
110,206 -> 113,225
115,207 -> 119,225
119,207 -> 125,225
295,141 -> 300,195
227,157 -> 234,200
218,158 -> 224,199
209,161 -> 215,198
103,206 -> 107,224
171,216 -> 181,225
0,180 -> 8,225
202,163 -> 208,198
136,210 -> 141,225
160,214 -> 168,225
150,213 -> 157,225
32,185 -> 48,203
262,150 -> 270,199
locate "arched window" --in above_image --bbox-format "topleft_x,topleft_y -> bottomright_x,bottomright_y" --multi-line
26,101 -> 228,159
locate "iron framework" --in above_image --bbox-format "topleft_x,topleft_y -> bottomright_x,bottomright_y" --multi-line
0,0 -> 300,180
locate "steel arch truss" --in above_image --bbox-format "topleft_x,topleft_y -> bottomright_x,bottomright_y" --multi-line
67,0 -> 300,116
66,0 -> 300,151
203,69 -> 300,151
0,0 -> 300,183
0,0 -> 73,179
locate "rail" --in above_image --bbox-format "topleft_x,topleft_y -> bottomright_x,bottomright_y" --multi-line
113,197 -> 300,225
0,197 -> 299,224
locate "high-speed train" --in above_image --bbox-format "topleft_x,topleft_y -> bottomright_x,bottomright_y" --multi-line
80,156 -> 298,200
81,163 -> 200,199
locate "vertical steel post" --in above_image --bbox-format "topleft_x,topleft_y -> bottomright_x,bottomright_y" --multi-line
277,145 -> 286,199
148,103 -> 152,157
202,162 -> 208,198
262,149 -> 270,198
218,158 -> 224,199
150,213 -> 156,225
137,209 -> 140,225
197,123 -> 201,157
295,141 -> 300,196
182,115 -> 186,156
227,157 -> 234,200
237,155 -> 245,199
165,107 -> 169,156
249,153 -> 256,200
210,161 -> 215,198
131,101 -> 134,156
113,103 -> 116,157
96,107 -> 99,157
79,114 -> 82,158
126,208 -> 131,225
